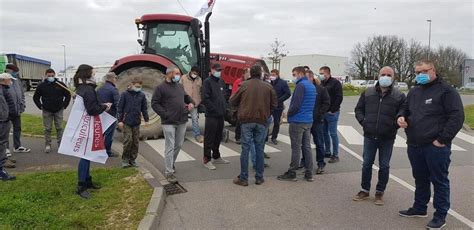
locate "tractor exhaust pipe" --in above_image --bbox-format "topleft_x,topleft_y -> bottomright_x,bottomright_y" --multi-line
204,12 -> 212,78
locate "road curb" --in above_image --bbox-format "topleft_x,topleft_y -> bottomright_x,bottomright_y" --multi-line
462,123 -> 472,132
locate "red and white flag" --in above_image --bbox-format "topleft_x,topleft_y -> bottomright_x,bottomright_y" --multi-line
195,0 -> 216,17
58,95 -> 116,164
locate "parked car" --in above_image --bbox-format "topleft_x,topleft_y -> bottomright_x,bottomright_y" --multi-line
367,80 -> 377,87
395,82 -> 408,90
460,82 -> 474,90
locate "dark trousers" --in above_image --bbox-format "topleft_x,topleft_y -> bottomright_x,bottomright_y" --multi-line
78,158 -> 90,182
204,116 -> 224,161
312,121 -> 326,167
408,144 -> 451,220
122,124 -> 140,162
235,120 -> 241,140
7,115 -> 22,149
103,121 -> 116,156
271,109 -> 283,140
361,137 -> 394,193
0,121 -> 11,169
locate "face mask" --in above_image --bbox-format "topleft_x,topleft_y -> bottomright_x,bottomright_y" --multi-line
47,77 -> 55,82
214,71 -> 221,78
378,76 -> 392,87
415,73 -> 430,85
318,74 -> 325,81
190,73 -> 197,79
133,87 -> 142,92
269,76 -> 277,81
172,75 -> 181,82
11,72 -> 18,78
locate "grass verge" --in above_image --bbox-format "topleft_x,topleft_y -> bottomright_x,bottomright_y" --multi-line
464,105 -> 474,129
21,113 -> 66,137
0,168 -> 152,229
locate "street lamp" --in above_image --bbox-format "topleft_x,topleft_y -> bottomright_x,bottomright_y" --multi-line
61,45 -> 67,84
427,19 -> 432,59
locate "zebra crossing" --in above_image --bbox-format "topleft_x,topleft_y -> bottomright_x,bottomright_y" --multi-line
145,125 -> 473,163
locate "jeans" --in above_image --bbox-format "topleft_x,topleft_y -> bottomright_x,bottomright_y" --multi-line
78,158 -> 90,182
250,116 -> 273,167
103,121 -> 116,156
0,121 -> 11,169
7,115 -> 22,149
204,116 -> 224,161
323,111 -> 340,156
289,123 -> 313,175
361,137 -> 394,193
163,123 -> 187,176
122,124 -> 140,162
240,123 -> 266,181
43,109 -> 64,146
271,109 -> 283,140
190,108 -> 201,137
312,121 -> 326,167
408,143 -> 451,220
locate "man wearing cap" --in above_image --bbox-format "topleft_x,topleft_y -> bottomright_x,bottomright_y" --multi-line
201,63 -> 230,170
5,64 -> 30,156
0,73 -> 17,180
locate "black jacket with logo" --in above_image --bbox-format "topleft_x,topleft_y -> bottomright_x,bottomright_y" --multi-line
202,75 -> 227,118
402,77 -> 464,146
33,79 -> 71,113
355,84 -> 406,140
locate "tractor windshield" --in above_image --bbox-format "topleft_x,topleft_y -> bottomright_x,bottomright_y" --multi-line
146,23 -> 198,74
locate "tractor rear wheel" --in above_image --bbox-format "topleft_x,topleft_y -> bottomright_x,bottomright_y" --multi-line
116,66 -> 165,139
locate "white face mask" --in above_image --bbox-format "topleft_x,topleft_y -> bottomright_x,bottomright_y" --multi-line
269,76 -> 277,81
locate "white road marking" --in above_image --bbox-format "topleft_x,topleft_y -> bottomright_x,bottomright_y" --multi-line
145,139 -> 195,162
227,130 -> 281,153
340,144 -> 474,228
455,132 -> 474,144
187,136 -> 240,157
277,133 -> 316,148
347,112 -> 355,115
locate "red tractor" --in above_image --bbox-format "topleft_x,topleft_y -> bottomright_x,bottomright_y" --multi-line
111,13 -> 269,139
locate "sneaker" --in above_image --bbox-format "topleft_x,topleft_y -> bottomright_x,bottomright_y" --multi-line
122,160 -> 131,168
212,157 -> 230,164
6,149 -> 10,155
426,218 -> 446,229
324,153 -> 332,158
399,208 -> 428,218
4,159 -> 16,168
0,169 -> 16,181
304,173 -> 314,182
235,139 -> 241,145
277,171 -> 297,181
316,165 -> 325,175
233,176 -> 248,186
13,146 -> 31,153
264,153 -> 271,159
45,145 -> 52,153
129,160 -> 138,167
352,191 -> 370,201
374,192 -> 384,206
271,139 -> 278,145
255,178 -> 265,185
166,174 -> 178,184
328,156 -> 340,163
195,135 -> 204,143
204,160 -> 216,170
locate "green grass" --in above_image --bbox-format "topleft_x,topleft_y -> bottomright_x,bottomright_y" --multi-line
288,83 -> 362,96
464,105 -> 474,129
0,168 -> 152,229
21,113 -> 66,136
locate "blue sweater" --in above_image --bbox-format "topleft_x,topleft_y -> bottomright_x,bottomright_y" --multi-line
287,78 -> 316,124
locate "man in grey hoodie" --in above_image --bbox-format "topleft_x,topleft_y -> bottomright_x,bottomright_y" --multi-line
5,64 -> 30,157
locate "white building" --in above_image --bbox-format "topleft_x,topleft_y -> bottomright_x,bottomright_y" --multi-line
462,59 -> 474,87
264,54 -> 349,81
57,64 -> 113,87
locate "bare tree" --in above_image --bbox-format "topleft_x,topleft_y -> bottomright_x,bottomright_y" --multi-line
267,38 -> 289,71
431,46 -> 468,87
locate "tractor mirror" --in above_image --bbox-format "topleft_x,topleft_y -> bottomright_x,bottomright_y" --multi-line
137,39 -> 143,46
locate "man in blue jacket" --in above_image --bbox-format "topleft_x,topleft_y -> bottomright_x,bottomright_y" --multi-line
269,69 -> 291,145
97,72 -> 120,157
277,66 -> 317,182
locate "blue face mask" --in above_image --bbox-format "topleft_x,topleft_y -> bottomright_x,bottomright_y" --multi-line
172,75 -> 181,83
11,72 -> 18,78
415,73 -> 430,85
47,77 -> 55,82
378,76 -> 392,87
214,71 -> 221,78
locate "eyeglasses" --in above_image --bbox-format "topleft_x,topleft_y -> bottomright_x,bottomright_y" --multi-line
415,68 -> 432,75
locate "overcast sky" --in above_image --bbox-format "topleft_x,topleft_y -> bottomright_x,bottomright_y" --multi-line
0,0 -> 472,71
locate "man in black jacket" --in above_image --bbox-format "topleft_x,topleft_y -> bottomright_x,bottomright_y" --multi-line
201,63 -> 230,170
352,66 -> 405,205
269,69 -> 291,145
97,72 -> 120,157
0,73 -> 16,180
152,66 -> 194,183
33,69 -> 71,153
319,66 -> 343,163
397,61 -> 464,230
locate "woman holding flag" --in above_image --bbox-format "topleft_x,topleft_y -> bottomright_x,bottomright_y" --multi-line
73,64 -> 112,199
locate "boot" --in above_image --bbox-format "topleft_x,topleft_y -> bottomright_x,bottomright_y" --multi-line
86,176 -> 101,189
4,159 -> 16,168
76,182 -> 91,199
0,168 -> 16,181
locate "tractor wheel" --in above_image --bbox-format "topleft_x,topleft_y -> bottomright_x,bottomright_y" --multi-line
116,66 -> 165,140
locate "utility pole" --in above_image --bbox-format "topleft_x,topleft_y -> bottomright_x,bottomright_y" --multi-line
61,45 -> 67,84
427,19 -> 432,59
